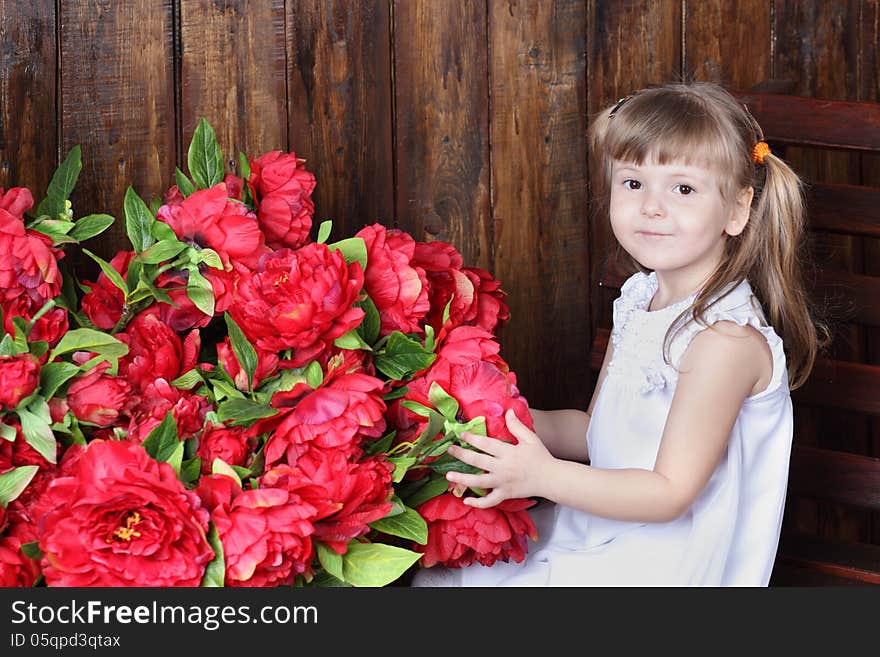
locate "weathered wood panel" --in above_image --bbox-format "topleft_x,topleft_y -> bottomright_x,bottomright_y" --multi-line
0,1 -> 56,197
488,0 -> 589,410
288,0 -> 393,239
774,0 -> 868,544
586,0 -> 681,334
392,0 -> 490,266
684,0 -> 772,87
59,0 -> 176,268
179,0 -> 287,171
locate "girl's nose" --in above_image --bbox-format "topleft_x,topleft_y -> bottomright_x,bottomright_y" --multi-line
640,191 -> 665,217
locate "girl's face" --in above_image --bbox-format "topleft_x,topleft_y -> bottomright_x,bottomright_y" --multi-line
609,158 -> 750,282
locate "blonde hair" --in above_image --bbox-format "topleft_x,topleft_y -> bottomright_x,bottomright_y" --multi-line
589,81 -> 828,389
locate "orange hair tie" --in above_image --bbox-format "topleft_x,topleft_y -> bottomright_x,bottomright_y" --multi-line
752,141 -> 771,164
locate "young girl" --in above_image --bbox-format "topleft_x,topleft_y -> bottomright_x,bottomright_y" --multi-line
412,81 -> 825,587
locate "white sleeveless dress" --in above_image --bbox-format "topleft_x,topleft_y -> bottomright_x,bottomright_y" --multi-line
412,271 -> 793,587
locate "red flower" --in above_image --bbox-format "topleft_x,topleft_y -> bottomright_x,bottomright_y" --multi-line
411,241 -> 509,336
356,224 -> 430,336
125,378 -> 211,442
197,474 -> 317,587
415,493 -> 537,568
196,423 -> 252,474
0,187 -> 63,306
117,308 -> 200,391
157,183 -> 269,272
33,440 -> 214,586
66,362 -> 131,428
248,151 -> 315,250
154,266 -> 238,332
263,453 -> 393,553
81,251 -> 134,330
228,244 -> 364,365
0,515 -> 41,587
259,373 -> 386,467
0,353 -> 40,410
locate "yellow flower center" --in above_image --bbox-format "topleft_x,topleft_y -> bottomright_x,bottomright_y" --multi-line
275,273 -> 289,286
109,511 -> 143,542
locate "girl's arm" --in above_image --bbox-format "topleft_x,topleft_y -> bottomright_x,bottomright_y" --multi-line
447,321 -> 772,523
529,332 -> 614,463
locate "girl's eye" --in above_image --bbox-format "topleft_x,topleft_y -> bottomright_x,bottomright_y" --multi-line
623,179 -> 641,190
674,184 -> 694,195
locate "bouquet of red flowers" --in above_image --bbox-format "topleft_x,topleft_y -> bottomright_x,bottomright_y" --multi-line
0,120 -> 537,587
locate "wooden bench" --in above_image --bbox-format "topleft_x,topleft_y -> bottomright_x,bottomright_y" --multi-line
589,87 -> 880,585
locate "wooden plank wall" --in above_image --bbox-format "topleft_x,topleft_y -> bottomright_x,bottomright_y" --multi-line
0,0 -> 878,552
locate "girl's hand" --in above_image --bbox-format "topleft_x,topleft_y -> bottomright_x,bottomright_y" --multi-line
445,408 -> 554,508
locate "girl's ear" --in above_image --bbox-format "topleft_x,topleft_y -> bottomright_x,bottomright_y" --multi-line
724,186 -> 754,237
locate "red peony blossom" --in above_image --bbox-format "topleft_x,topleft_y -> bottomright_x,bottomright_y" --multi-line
125,378 -> 211,442
155,266 -> 238,332
117,307 -> 200,391
196,473 -> 317,587
415,493 -> 537,568
33,440 -> 214,586
258,372 -> 386,467
0,187 -> 63,306
157,182 -> 269,273
228,244 -> 365,365
356,224 -> 430,336
197,423 -> 253,474
0,515 -> 41,587
66,362 -> 131,428
248,151 -> 315,250
81,251 -> 134,330
0,353 -> 40,410
262,453 -> 393,554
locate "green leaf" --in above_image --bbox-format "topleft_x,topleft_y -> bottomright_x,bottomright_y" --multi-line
317,220 -> 332,244
187,118 -> 225,189
137,239 -> 187,265
304,361 -> 323,389
81,248 -> 128,297
399,475 -> 450,509
354,295 -> 381,346
70,213 -> 115,243
123,186 -> 156,252
171,368 -> 203,390
175,168 -> 197,198
333,329 -> 372,351
211,458 -> 242,487
37,145 -> 82,220
0,465 -> 39,506
195,248 -> 224,270
179,456 -> 202,484
201,523 -> 226,587
151,220 -> 178,242
186,266 -> 215,317
369,505 -> 428,545
374,332 -> 437,381
387,456 -> 417,483
17,402 -> 57,464
0,422 -> 17,442
340,542 -> 422,587
29,219 -> 76,244
224,313 -> 257,391
49,327 -> 128,363
428,381 -> 460,420
167,441 -> 185,476
141,412 -> 180,463
20,541 -> 43,560
216,398 -> 278,426
39,361 -> 80,399
327,237 -> 368,269
237,152 -> 251,182
316,542 -> 344,581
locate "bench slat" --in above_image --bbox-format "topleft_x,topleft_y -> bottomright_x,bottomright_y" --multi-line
731,92 -> 880,152
775,532 -> 880,585
787,445 -> 880,512
809,183 -> 880,238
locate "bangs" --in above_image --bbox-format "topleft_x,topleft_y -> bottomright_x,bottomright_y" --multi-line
605,91 -> 742,194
